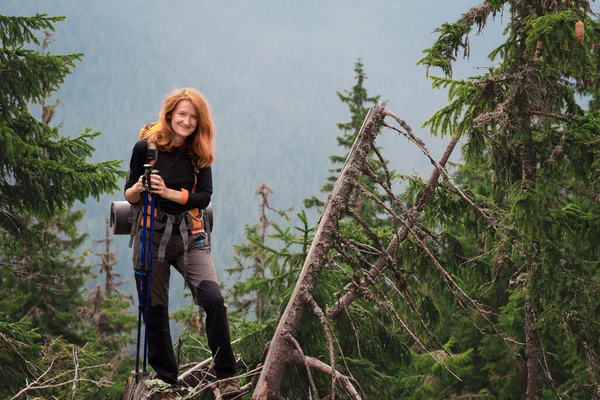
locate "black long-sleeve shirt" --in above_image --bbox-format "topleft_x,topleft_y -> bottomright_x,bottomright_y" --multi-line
124,139 -> 212,215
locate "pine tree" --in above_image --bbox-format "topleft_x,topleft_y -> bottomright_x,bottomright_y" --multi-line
416,1 -> 600,398
0,14 -> 123,274
0,14 -> 126,398
304,59 -> 390,226
88,215 -> 136,365
227,183 -> 292,323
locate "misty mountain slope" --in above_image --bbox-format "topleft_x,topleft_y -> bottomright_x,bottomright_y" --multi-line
5,0 -> 502,304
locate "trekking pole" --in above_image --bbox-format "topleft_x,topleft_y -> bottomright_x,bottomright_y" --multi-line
142,168 -> 159,377
134,164 -> 155,383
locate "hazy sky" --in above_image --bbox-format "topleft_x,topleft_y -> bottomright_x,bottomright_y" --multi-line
5,0 -> 505,170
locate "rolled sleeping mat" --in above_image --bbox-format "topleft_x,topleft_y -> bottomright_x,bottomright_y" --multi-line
110,201 -> 214,235
110,201 -> 132,235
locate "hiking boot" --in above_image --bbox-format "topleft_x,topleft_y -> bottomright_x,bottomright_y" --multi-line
145,378 -> 180,400
218,377 -> 240,398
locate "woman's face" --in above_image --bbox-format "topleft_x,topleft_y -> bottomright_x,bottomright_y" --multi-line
169,99 -> 198,144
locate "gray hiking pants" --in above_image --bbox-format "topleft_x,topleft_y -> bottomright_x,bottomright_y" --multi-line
134,229 -> 236,383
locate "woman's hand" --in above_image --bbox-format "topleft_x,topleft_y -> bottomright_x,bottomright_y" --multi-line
132,175 -> 146,195
148,174 -> 171,199
125,175 -> 146,203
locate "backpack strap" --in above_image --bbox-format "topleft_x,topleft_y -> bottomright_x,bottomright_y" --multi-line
128,203 -> 143,248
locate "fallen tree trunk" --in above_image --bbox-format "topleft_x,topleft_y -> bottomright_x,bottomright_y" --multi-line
252,106 -> 386,400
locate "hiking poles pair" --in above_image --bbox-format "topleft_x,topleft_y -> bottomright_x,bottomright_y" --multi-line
135,164 -> 159,383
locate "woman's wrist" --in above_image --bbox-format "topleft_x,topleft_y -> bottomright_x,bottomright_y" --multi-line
126,187 -> 141,203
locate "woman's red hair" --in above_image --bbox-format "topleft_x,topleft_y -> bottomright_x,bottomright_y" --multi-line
144,88 -> 215,168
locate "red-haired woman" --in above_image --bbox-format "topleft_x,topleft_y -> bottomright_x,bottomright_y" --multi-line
124,88 -> 238,395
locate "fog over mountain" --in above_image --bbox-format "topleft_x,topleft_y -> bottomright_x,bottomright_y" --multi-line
5,0 -> 504,308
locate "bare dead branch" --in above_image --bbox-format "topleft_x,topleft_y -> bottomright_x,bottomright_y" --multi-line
71,346 -> 79,400
9,361 -> 110,400
286,334 -> 321,400
383,111 -> 497,227
178,338 -> 242,386
400,216 -> 524,362
0,260 -> 61,292
343,306 -> 362,359
332,230 -> 377,270
327,260 -> 460,380
382,275 -> 448,355
328,135 -> 459,317
300,289 -> 337,400
287,351 -> 363,400
529,110 -> 578,122
456,1 -> 498,32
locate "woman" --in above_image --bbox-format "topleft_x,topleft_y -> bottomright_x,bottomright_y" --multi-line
124,88 -> 239,396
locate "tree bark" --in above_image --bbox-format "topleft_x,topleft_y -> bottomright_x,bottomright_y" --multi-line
251,106 -> 386,400
525,284 -> 542,400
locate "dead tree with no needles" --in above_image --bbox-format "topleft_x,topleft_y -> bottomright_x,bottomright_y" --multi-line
252,106 -> 501,399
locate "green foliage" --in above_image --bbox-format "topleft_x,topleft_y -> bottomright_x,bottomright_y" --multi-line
227,209 -> 311,323
0,318 -> 117,399
0,14 -> 133,399
0,318 -> 41,398
414,0 -> 600,397
525,11 -> 597,78
395,341 -> 490,400
0,211 -> 95,342
304,59 -> 390,226
0,13 -> 124,237
417,1 -> 503,77
418,22 -> 473,78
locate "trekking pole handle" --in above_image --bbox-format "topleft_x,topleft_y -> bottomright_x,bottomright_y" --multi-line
142,164 -> 152,190
141,165 -> 160,192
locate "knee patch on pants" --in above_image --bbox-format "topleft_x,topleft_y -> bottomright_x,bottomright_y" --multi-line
195,280 -> 225,311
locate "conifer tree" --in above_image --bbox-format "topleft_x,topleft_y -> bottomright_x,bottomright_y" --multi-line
304,59 -> 390,226
227,183 -> 292,323
0,14 -> 123,276
416,1 -> 600,398
0,14 -> 126,398
89,215 -> 136,356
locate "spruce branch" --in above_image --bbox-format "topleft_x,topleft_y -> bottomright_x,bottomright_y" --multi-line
343,306 -> 363,359
536,330 -> 563,400
332,230 -> 378,271
369,280 -> 463,382
382,275 -> 448,355
327,260 -> 459,380
391,206 -> 524,363
0,260 -> 60,292
345,207 -> 388,255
